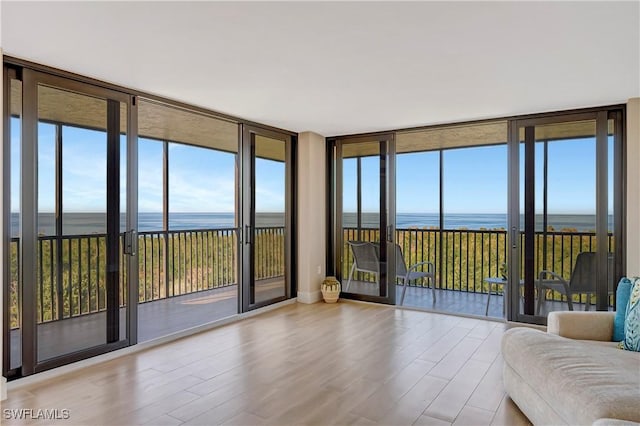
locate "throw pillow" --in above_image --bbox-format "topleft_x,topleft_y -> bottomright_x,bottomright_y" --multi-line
613,277 -> 634,342
620,277 -> 640,352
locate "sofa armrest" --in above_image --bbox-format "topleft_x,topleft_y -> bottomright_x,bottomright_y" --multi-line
547,311 -> 615,341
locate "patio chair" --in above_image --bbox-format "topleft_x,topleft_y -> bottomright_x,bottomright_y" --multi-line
536,251 -> 614,314
396,244 -> 436,306
345,241 -> 380,291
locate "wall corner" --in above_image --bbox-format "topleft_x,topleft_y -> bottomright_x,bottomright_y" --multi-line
296,131 -> 327,304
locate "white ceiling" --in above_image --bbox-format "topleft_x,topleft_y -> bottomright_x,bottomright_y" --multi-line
2,1 -> 639,136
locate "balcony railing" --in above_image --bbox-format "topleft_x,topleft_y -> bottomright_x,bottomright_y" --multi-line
138,228 -> 238,303
7,226 -> 285,329
343,227 -> 614,304
7,226 -> 613,329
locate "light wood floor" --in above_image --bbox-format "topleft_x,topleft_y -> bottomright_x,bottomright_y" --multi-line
3,302 -> 531,426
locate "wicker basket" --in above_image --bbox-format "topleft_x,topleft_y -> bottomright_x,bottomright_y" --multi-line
321,276 -> 341,303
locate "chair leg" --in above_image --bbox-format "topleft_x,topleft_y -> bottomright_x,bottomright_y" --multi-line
567,293 -> 574,311
536,288 -> 543,316
430,277 -> 436,304
400,279 -> 407,306
486,283 -> 492,316
346,263 -> 356,291
585,293 -> 591,311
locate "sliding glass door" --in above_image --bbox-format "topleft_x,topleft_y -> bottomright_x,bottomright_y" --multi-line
241,126 -> 293,310
17,70 -> 136,374
136,99 -> 240,342
333,134 -> 396,304
328,112 -> 622,321
508,111 -> 623,324
3,63 -> 297,379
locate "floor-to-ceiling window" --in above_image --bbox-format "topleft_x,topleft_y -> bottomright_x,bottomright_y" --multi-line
2,62 -> 297,379
5,72 -> 22,373
330,134 -> 396,304
3,67 -> 135,377
136,99 -> 240,341
330,109 -> 624,324
510,111 -> 623,324
241,126 -> 294,311
393,121 -> 508,317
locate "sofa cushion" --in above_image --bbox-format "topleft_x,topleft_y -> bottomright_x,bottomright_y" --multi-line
502,327 -> 640,424
621,278 -> 640,351
614,278 -> 633,342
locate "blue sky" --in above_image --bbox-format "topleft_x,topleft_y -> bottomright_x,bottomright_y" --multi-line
344,138 -> 613,215
11,117 -> 613,216
12,121 -> 286,214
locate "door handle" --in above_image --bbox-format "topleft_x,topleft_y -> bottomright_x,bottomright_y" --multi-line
124,229 -> 137,255
245,225 -> 252,245
511,226 -> 517,249
387,225 -> 394,242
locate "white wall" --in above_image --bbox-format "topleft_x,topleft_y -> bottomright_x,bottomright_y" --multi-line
626,98 -> 640,276
296,132 -> 326,303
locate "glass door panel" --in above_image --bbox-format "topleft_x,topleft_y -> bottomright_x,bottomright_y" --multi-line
242,126 -> 291,311
253,135 -> 286,304
21,70 -> 131,374
607,116 -> 620,311
4,71 -> 23,375
38,88 -> 111,361
136,99 -> 240,341
336,135 -> 395,303
511,114 -> 617,323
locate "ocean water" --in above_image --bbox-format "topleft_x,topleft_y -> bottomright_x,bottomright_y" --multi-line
10,212 -> 612,237
11,212 -> 282,236
342,212 -> 612,232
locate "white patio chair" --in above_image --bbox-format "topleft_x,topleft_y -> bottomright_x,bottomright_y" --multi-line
536,251 -> 614,314
345,241 -> 379,291
396,243 -> 436,306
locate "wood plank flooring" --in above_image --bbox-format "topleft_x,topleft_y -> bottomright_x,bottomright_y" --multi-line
2,302 -> 531,426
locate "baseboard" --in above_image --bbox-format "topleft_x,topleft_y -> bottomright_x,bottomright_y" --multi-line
296,290 -> 322,304
7,297 -> 297,393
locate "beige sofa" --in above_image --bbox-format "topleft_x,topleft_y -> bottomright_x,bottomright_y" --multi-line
502,311 -> 640,425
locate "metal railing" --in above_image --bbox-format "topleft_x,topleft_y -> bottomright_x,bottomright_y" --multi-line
138,228 -> 238,303
342,227 -> 614,303
253,226 -> 286,281
8,234 -> 127,326
7,226 -> 613,329
8,226 -> 285,329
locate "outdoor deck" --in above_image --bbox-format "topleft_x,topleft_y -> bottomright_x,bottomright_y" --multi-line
346,280 -> 587,319
8,279 -> 285,370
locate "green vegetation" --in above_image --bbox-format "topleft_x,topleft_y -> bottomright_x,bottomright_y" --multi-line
8,226 -> 611,329
343,227 -> 613,305
8,229 -> 285,329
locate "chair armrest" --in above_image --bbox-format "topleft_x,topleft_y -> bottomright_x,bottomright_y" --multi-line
407,261 -> 434,274
538,270 -> 571,294
547,311 -> 615,341
538,270 -> 565,282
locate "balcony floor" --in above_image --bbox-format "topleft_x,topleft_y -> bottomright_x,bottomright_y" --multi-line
8,279 -> 284,370
345,280 -> 593,319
